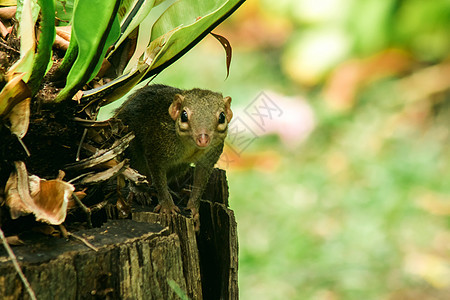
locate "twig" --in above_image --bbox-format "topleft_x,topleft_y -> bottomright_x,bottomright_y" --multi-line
0,227 -> 37,300
59,225 -> 98,252
0,39 -> 19,54
69,233 -> 99,252
72,193 -> 92,228
76,128 -> 88,161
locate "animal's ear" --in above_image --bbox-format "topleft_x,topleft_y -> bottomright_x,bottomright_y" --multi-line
169,94 -> 184,120
223,96 -> 233,122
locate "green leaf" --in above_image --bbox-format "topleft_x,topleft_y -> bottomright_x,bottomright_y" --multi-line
9,0 -> 36,82
114,0 -> 156,51
28,0 -> 55,95
55,0 -> 121,102
80,0 -> 245,106
16,0 -> 40,25
55,0 -> 75,25
52,28 -> 78,80
122,9 -> 156,74
146,0 -> 245,74
88,15 -> 121,82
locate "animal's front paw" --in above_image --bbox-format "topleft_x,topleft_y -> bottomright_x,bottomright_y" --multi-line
154,203 -> 181,215
128,184 -> 153,206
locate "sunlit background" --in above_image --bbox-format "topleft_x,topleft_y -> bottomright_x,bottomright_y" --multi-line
103,0 -> 450,299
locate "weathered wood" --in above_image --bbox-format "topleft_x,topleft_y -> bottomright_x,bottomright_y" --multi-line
0,168 -> 239,299
202,168 -> 230,207
0,220 -> 188,299
132,211 -> 202,300
198,200 -> 239,300
132,168 -> 239,300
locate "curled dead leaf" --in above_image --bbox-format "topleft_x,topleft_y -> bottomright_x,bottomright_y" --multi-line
5,235 -> 25,246
54,34 -> 70,51
211,32 -> 232,79
0,73 -> 31,117
9,97 -> 30,139
55,26 -> 71,41
5,162 -> 35,219
36,179 -> 75,224
5,161 -> 75,225
68,189 -> 87,209
122,167 -> 149,185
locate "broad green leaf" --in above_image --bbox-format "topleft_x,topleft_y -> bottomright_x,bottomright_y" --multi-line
53,26 -> 78,80
147,0 -> 244,72
16,0 -> 40,25
120,0 -> 175,73
8,0 -> 36,82
123,8 -> 157,74
115,0 -> 156,51
28,0 -> 55,95
88,16 -> 121,82
80,0 -> 245,106
55,0 -> 75,25
80,27 -> 174,107
55,0 -> 121,102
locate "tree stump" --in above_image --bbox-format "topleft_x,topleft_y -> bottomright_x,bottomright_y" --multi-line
0,169 -> 238,299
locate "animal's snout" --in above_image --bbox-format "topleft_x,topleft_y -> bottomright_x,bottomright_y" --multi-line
196,133 -> 210,148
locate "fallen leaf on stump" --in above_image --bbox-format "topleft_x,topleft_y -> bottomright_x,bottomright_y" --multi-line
5,161 -> 75,225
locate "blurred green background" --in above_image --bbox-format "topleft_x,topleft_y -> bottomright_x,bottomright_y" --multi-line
103,0 -> 450,299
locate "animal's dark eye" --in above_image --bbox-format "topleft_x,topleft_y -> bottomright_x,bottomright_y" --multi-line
181,110 -> 188,122
218,112 -> 226,124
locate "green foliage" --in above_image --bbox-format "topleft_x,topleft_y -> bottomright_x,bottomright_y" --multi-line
55,0 -> 74,25
55,0 -> 121,102
83,0 -> 245,107
28,0 -> 55,95
2,0 -> 245,105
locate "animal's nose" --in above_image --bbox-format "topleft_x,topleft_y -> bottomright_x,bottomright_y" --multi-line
196,133 -> 210,148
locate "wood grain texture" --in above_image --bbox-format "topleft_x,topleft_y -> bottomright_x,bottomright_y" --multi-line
0,169 -> 238,299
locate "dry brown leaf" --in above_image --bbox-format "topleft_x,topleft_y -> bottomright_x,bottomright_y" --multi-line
35,179 -> 74,224
32,224 -> 60,237
54,34 -> 70,51
0,6 -> 17,20
211,32 -> 232,79
5,163 -> 33,219
72,90 -> 84,102
5,161 -> 75,224
9,97 -> 30,138
0,20 -> 9,39
55,26 -> 71,41
0,73 -> 31,117
68,189 -> 87,209
5,235 -> 25,246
